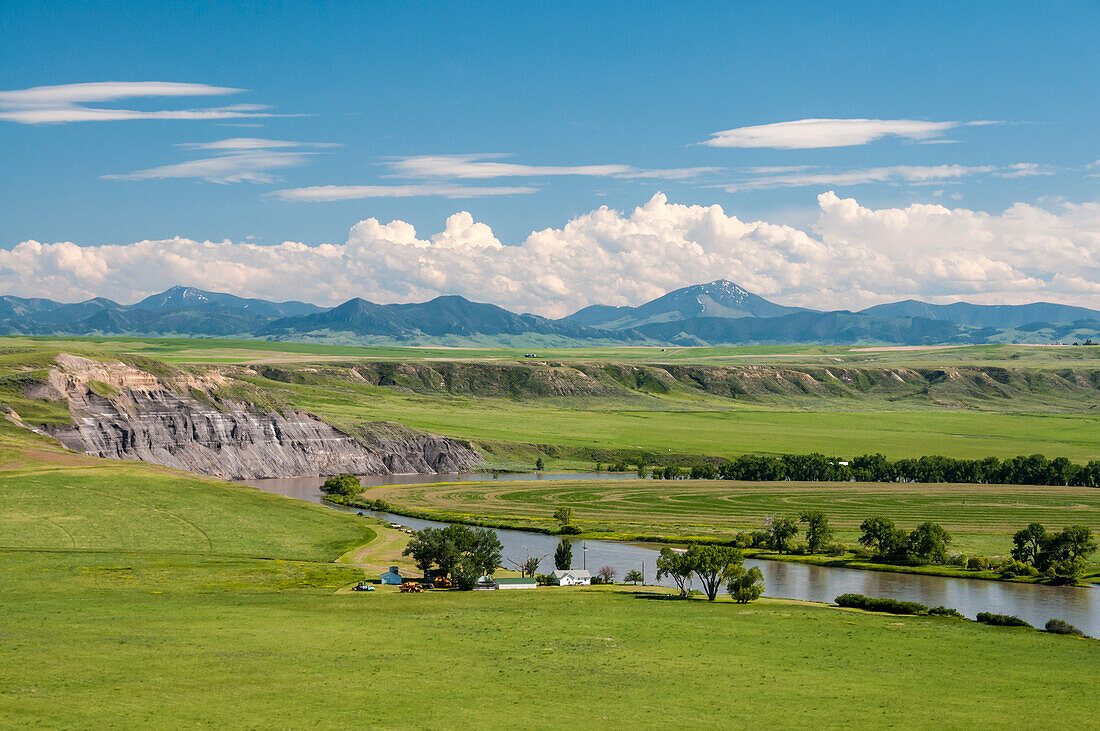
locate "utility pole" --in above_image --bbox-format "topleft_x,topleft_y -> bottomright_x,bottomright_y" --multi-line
642,560 -> 645,586
583,542 -> 588,570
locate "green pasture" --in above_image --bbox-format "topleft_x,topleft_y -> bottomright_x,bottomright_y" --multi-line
0,425 -> 1095,727
0,432 -> 372,561
227,369 -> 1100,462
1,552 -> 1095,728
8,335 -> 1100,368
366,478 -> 1100,558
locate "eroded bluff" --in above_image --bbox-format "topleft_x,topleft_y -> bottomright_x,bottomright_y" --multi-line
33,354 -> 479,480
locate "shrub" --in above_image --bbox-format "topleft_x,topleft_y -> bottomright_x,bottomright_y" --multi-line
790,541 -> 810,555
966,556 -> 990,570
726,565 -> 765,603
534,573 -> 556,586
559,525 -> 582,535
826,542 -> 848,556
849,546 -> 872,559
1044,618 -> 1086,636
976,612 -> 1032,628
996,558 -> 1038,578
947,553 -> 968,567
320,474 -> 362,497
835,593 -> 929,615
732,532 -> 753,549
928,606 -> 963,617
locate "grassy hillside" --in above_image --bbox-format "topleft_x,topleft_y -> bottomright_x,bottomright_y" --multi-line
0,415 -> 1094,726
0,422 -> 372,561
363,478 -> 1100,559
2,338 -> 1098,468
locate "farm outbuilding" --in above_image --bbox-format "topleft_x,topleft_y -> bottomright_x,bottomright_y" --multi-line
551,569 -> 591,586
495,577 -> 537,590
380,566 -> 403,585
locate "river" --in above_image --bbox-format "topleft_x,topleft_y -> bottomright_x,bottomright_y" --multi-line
243,472 -> 1099,635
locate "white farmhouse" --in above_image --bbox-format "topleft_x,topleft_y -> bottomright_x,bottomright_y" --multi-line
551,569 -> 591,586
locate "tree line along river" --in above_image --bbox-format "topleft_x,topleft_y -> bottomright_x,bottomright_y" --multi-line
243,472 -> 1100,635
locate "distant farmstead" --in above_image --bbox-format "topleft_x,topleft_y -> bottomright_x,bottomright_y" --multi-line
552,569 -> 591,586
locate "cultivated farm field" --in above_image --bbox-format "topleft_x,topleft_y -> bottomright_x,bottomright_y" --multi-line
365,478 -> 1100,559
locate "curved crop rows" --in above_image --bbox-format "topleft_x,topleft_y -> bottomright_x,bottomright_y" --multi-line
369,479 -> 1100,543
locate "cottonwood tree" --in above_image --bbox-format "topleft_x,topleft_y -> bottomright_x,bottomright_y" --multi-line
907,522 -> 951,564
726,565 -> 765,603
655,547 -> 693,597
624,569 -> 643,585
1054,525 -> 1096,561
683,544 -> 743,601
554,539 -> 573,570
1011,523 -> 1048,566
859,517 -> 908,559
402,525 -> 503,589
764,515 -> 799,554
799,510 -> 833,554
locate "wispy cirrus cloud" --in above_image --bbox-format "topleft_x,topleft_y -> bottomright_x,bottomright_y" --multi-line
103,138 -> 335,184
0,82 -> 290,124
722,164 -> 1010,191
701,118 -> 998,149
383,153 -> 717,180
995,162 -> 1057,179
271,183 -> 538,202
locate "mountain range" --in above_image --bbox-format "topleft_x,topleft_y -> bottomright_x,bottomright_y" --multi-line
1,282 -> 1097,347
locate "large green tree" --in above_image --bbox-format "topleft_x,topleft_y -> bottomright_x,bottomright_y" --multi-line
1011,523 -> 1048,567
859,517 -> 908,558
765,515 -> 799,554
799,510 -> 833,554
907,522 -> 951,564
402,525 -> 502,589
683,544 -> 743,601
655,547 -> 693,597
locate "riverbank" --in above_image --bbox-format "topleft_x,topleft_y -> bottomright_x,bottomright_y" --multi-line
326,489 -> 1100,588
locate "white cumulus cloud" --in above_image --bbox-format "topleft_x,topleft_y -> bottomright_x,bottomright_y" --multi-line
1,194 -> 1097,316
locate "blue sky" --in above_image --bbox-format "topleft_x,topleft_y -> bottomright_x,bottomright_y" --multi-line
1,2 -> 1098,312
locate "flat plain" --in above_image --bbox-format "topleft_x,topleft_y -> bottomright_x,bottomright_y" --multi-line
364,478 -> 1100,559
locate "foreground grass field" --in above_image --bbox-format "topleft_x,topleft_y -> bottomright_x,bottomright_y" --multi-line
1,425 -> 1094,726
3,555 -> 1096,728
364,478 -> 1100,560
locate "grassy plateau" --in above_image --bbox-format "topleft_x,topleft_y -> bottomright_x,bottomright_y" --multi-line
357,478 -> 1100,576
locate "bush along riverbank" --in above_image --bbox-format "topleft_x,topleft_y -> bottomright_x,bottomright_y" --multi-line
324,492 -> 1097,587
834,593 -> 1091,639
